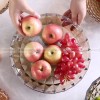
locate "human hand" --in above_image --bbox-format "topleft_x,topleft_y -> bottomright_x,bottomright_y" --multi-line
9,0 -> 40,35
64,0 -> 86,25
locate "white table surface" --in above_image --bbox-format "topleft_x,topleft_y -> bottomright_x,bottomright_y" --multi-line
0,0 -> 100,100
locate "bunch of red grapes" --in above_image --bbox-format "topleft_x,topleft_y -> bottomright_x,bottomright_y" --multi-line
54,33 -> 85,84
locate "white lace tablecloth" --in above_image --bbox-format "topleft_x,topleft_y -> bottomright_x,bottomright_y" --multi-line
0,0 -> 100,100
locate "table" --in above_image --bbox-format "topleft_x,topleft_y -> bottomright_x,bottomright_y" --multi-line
0,0 -> 100,100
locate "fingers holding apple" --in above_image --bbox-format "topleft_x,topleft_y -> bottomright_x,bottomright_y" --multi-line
44,45 -> 62,65
21,15 -> 42,37
31,60 -> 52,80
42,24 -> 63,44
24,42 -> 44,62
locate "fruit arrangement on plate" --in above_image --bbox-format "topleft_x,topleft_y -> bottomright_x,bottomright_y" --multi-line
10,13 -> 91,93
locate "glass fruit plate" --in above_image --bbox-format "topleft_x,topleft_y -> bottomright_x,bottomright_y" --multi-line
10,13 -> 91,94
85,77 -> 100,100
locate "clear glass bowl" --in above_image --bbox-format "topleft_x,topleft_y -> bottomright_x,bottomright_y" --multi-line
10,13 -> 91,93
85,77 -> 100,100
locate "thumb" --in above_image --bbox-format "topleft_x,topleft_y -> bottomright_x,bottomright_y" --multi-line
71,13 -> 78,25
24,7 -> 40,19
77,14 -> 84,25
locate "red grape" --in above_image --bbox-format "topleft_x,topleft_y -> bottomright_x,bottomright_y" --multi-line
68,74 -> 75,79
65,33 -> 70,40
62,51 -> 69,56
67,61 -> 74,68
76,52 -> 82,59
60,76 -> 65,85
72,70 -> 77,74
66,47 -> 71,52
67,70 -> 73,75
76,67 -> 81,74
60,62 -> 66,67
61,44 -> 67,49
61,56 -> 70,62
69,51 -> 76,59
78,62 -> 85,68
71,38 -> 76,44
78,58 -> 85,63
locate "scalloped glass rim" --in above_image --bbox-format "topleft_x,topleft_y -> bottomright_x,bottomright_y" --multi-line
10,13 -> 91,94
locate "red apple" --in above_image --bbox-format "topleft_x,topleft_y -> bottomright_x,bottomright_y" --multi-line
31,60 -> 52,80
42,24 -> 63,44
44,45 -> 62,65
21,15 -> 42,37
24,42 -> 43,62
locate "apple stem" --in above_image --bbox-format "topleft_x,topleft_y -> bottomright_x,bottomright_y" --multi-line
36,50 -> 40,53
26,26 -> 31,30
49,34 -> 53,38
51,51 -> 54,54
40,67 -> 43,71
